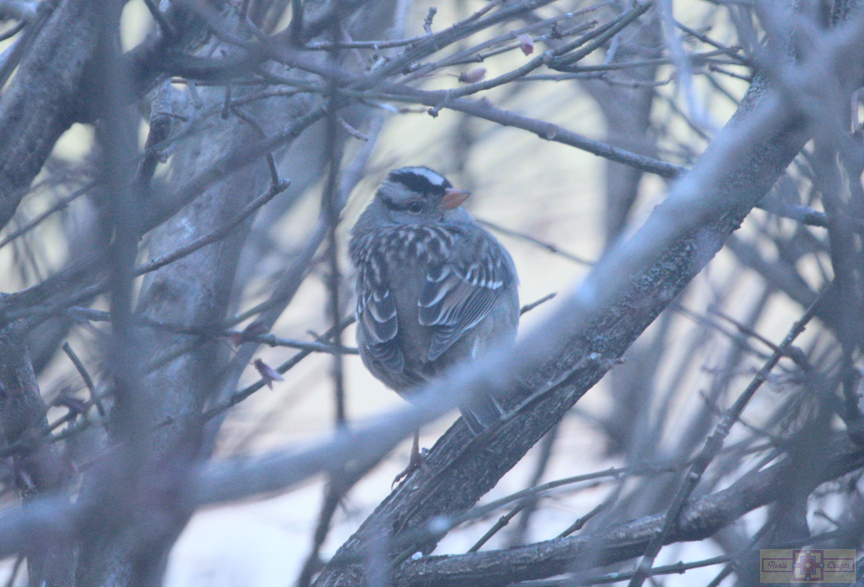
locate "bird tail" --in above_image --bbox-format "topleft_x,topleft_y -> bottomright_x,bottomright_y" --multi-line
460,390 -> 505,435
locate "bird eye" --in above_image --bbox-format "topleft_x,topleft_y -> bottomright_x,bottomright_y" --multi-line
407,201 -> 423,214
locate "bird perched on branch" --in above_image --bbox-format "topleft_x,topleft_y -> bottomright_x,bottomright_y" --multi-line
349,166 -> 519,482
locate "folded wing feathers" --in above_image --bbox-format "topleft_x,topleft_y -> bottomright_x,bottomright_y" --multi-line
427,288 -> 498,360
357,252 -> 404,372
419,243 -> 511,361
354,227 -> 511,370
365,334 -> 405,372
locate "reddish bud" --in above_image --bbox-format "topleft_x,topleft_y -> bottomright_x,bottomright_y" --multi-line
254,359 -> 284,389
458,67 -> 487,84
232,320 -> 269,346
518,33 -> 534,55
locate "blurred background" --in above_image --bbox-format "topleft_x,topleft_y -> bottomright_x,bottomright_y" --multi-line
0,0 -> 856,585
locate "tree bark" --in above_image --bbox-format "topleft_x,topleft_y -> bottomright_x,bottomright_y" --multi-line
0,0 -> 100,230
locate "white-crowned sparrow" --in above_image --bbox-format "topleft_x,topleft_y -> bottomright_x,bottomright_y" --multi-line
350,167 -> 520,436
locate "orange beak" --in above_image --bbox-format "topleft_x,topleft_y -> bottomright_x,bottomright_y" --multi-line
441,188 -> 471,210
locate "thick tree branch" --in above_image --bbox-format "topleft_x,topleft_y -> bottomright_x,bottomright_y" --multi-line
0,324 -> 73,586
387,437 -> 864,586
0,0 -> 99,230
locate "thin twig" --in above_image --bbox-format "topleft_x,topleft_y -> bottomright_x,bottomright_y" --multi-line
708,62 -> 752,82
479,219 -> 594,265
305,33 -> 430,50
142,0 -> 177,38
230,105 -> 282,185
552,49 -> 733,73
520,293 -> 557,315
61,342 -> 106,418
362,83 -> 685,178
506,424 -> 560,546
66,308 -> 357,355
405,1 -> 610,79
362,0 -> 562,83
551,1 -> 654,68
674,19 -> 752,66
0,182 -> 96,250
423,7 -> 437,34
296,483 -> 343,587
135,181 -> 288,277
556,500 -> 607,538
468,501 -> 528,552
231,333 -> 358,354
203,316 -> 356,419
755,197 -> 830,228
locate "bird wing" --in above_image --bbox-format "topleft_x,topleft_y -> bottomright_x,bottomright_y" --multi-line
355,249 -> 404,372
418,235 -> 515,362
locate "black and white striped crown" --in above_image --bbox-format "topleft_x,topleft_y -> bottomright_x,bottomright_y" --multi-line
387,167 -> 452,194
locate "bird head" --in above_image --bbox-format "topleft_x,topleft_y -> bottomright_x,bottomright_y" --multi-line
373,167 -> 471,225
